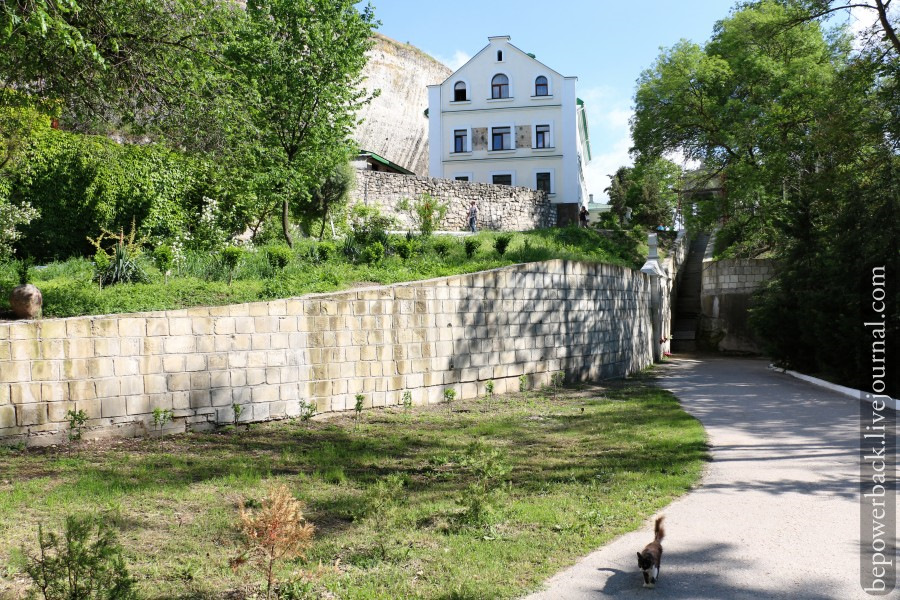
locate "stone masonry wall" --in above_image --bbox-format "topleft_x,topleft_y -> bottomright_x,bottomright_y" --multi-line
699,236 -> 775,352
0,260 -> 655,446
351,170 -> 555,232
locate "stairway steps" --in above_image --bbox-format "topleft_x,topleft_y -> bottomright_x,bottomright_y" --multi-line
669,233 -> 710,353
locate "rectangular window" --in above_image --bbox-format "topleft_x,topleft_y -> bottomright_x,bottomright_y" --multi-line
493,174 -> 512,186
491,126 -> 511,151
535,124 -> 550,149
536,172 -> 552,193
455,176 -> 470,182
453,129 -> 468,153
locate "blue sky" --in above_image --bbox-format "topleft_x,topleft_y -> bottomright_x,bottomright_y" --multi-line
365,0 -> 877,201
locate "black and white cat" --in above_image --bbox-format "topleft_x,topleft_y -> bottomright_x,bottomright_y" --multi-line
636,516 -> 665,588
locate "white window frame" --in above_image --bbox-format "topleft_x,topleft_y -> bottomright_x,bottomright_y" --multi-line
451,126 -> 472,153
533,168 -> 555,195
490,123 -> 516,151
532,122 -> 555,149
451,79 -> 470,103
490,170 -> 516,186
532,72 -> 553,97
452,172 -> 474,182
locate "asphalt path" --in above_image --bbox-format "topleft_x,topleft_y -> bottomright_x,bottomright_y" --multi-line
522,356 -> 895,600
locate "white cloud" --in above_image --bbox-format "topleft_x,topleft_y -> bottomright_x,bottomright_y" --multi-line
579,85 -> 635,203
584,135 -> 632,204
432,50 -> 471,71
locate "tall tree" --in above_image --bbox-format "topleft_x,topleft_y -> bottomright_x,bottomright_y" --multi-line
227,0 -> 376,247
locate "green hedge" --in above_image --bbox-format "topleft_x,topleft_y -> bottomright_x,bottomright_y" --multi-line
12,128 -> 203,260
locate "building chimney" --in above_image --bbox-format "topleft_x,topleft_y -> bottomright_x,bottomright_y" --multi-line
589,194 -> 594,204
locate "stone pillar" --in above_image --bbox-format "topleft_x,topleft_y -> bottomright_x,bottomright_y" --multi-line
640,234 -> 668,362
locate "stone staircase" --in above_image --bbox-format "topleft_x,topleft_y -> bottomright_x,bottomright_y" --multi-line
670,233 -> 710,353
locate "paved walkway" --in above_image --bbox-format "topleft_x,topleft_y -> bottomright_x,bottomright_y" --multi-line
523,356 -> 892,600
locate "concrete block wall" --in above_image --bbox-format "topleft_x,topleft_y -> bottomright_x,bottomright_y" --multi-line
699,237 -> 775,352
0,260 -> 655,446
352,170 -> 555,232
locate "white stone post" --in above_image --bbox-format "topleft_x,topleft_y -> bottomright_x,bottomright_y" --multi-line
640,234 -> 668,362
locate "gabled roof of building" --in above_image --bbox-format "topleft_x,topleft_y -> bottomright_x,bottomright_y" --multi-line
437,35 -> 573,86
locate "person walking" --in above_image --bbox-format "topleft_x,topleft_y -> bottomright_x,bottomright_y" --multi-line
579,205 -> 589,228
468,201 -> 478,233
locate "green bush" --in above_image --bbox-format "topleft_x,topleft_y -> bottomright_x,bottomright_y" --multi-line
397,193 -> 448,238
220,246 -> 244,285
395,239 -> 413,260
464,238 -> 480,259
265,245 -> 292,271
12,127 -> 199,260
316,242 -> 336,262
360,241 -> 384,265
23,514 -> 138,600
432,238 -> 452,257
152,245 -> 175,275
494,234 -> 513,257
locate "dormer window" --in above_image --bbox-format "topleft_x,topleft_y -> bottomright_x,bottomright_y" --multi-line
497,50 -> 503,61
454,81 -> 467,102
491,74 -> 509,99
535,76 -> 549,96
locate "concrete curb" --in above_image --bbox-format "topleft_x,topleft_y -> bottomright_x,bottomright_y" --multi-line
769,364 -> 898,411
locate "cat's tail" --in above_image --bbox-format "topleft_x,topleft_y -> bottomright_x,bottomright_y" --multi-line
654,516 -> 665,543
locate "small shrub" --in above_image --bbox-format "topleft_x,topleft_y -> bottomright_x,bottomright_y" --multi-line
16,258 -> 31,285
88,224 -> 149,288
457,441 -> 511,525
432,238 -> 452,258
266,246 -> 292,271
484,380 -> 495,410
397,193 -> 448,238
298,400 -> 316,423
360,241 -> 384,265
232,484 -> 315,600
23,514 -> 137,600
316,242 -> 336,262
395,239 -> 413,260
494,233 -> 513,257
355,394 -> 365,427
152,245 -> 175,283
444,387 -> 456,415
402,390 -> 412,411
464,238 -> 480,259
151,407 -> 173,435
519,374 -> 528,393
220,246 -> 244,285
232,403 -> 244,427
66,409 -> 87,442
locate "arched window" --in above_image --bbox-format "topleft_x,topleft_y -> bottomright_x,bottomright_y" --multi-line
491,74 -> 509,99
454,81 -> 467,102
535,76 -> 549,96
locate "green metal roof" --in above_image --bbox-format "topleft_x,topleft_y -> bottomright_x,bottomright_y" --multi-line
358,150 -> 414,175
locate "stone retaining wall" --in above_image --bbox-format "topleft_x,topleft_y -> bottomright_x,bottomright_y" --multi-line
699,238 -> 775,352
352,170 -> 555,231
0,260 -> 656,446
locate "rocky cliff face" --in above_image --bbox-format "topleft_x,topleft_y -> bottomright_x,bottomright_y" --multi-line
353,34 -> 451,176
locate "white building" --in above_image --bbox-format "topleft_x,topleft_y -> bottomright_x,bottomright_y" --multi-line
428,35 -> 592,221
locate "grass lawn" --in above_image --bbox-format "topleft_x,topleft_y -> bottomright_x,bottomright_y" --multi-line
0,376 -> 706,600
0,227 -> 649,319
